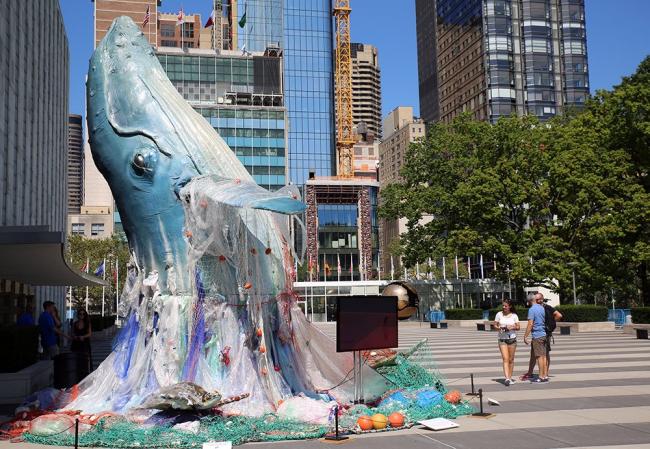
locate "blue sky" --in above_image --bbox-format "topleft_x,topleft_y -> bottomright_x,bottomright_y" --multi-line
61,0 -> 650,118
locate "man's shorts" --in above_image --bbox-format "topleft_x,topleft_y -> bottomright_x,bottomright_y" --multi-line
532,336 -> 547,357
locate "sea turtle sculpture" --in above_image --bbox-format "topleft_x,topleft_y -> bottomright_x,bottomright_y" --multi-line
140,382 -> 250,411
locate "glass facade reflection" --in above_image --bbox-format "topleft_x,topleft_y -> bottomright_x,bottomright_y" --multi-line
157,51 -> 286,190
418,0 -> 589,123
236,0 -> 284,52
284,0 -> 336,185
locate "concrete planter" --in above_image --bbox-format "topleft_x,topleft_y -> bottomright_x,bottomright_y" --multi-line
0,360 -> 53,405
557,321 -> 615,333
441,319 -> 485,328
622,323 -> 650,335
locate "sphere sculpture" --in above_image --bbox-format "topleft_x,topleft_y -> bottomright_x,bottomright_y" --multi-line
388,412 -> 405,428
383,282 -> 420,320
357,415 -> 374,431
371,413 -> 388,430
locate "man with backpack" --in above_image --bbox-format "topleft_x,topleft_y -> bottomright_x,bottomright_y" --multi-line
520,293 -> 563,381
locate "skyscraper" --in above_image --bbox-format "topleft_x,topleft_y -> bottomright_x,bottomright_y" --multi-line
0,0 -> 70,321
67,114 -> 84,215
416,0 -> 590,124
284,0 -> 336,185
351,43 -> 382,138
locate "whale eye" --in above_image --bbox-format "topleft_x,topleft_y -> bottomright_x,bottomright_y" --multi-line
133,153 -> 146,174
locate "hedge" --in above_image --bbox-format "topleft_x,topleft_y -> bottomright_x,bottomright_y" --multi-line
0,326 -> 39,373
555,305 -> 608,322
444,308 -> 484,320
631,308 -> 650,324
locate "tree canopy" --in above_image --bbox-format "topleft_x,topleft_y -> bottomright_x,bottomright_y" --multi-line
380,57 -> 650,305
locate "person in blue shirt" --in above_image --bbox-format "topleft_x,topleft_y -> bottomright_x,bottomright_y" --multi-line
17,304 -> 35,326
38,301 -> 68,359
523,293 -> 549,382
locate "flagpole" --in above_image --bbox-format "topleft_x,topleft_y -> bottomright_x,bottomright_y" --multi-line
101,257 -> 106,317
390,255 -> 394,281
85,257 -> 89,312
212,0 -> 217,50
442,257 -> 447,280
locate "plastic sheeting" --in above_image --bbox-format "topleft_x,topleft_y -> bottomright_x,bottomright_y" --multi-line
64,175 -> 387,417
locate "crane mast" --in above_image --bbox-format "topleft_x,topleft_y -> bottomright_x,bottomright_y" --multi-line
333,0 -> 354,178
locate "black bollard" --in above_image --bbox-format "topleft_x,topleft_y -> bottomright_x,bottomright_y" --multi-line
324,406 -> 349,441
466,373 -> 479,396
74,418 -> 79,449
472,388 -> 492,417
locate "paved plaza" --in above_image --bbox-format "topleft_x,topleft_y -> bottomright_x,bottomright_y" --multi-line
3,322 -> 650,449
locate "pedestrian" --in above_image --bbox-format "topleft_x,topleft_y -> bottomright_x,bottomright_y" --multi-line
17,304 -> 35,326
523,293 -> 549,382
493,299 -> 520,386
38,301 -> 68,359
520,293 -> 562,381
70,309 -> 93,371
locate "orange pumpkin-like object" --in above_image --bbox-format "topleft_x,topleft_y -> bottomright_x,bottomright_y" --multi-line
357,415 -> 373,431
371,413 -> 388,430
243,282 -> 253,290
444,390 -> 462,404
388,412 -> 405,428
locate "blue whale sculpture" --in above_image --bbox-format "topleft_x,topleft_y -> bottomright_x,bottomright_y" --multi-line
68,17 -> 386,415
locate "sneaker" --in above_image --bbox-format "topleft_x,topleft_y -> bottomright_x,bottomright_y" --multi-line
519,373 -> 533,381
531,377 -> 549,383
509,378 -> 516,384
504,379 -> 511,386
540,377 -> 549,383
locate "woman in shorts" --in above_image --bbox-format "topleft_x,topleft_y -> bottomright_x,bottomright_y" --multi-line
494,299 -> 520,386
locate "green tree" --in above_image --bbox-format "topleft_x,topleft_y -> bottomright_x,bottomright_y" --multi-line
66,235 -> 130,315
380,109 -> 649,304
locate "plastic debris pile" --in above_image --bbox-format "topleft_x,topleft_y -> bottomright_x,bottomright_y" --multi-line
18,342 -> 475,447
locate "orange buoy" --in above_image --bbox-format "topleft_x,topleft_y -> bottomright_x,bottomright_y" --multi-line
357,415 -> 373,431
218,255 -> 226,262
244,282 -> 252,290
256,328 -> 263,337
371,413 -> 388,430
444,390 -> 462,404
388,412 -> 404,428
259,345 -> 266,354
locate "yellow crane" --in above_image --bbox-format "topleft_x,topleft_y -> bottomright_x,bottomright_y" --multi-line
333,0 -> 354,178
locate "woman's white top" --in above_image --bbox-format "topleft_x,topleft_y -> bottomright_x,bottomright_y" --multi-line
495,312 -> 519,340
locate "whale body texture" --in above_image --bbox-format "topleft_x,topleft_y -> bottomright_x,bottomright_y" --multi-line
67,16 -> 386,415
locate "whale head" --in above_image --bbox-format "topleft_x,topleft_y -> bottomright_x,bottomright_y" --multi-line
87,16 -> 251,291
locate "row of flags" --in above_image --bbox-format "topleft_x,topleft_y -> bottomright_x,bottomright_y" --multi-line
79,258 -> 119,284
141,5 -> 247,29
304,254 -> 499,282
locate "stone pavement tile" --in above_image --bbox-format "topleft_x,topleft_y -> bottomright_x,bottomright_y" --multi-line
476,395 -> 650,414
484,385 -> 650,401
438,360 -> 650,374
446,370 -> 650,386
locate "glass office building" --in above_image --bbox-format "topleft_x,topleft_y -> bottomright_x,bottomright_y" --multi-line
237,0 -> 284,52
157,51 -> 287,190
284,0 -> 336,185
416,0 -> 590,124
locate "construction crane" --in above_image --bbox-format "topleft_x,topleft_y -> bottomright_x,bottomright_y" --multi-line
333,0 -> 354,178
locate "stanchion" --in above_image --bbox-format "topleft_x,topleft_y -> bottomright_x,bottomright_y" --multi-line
324,406 -> 349,441
74,418 -> 79,449
471,389 -> 492,417
466,373 -> 479,396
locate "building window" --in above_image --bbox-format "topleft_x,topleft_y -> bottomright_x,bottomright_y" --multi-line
160,23 -> 175,37
91,223 -> 104,236
182,22 -> 194,39
161,40 -> 178,47
72,223 -> 85,235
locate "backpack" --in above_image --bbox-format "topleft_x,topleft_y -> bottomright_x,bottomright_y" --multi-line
544,304 -> 557,335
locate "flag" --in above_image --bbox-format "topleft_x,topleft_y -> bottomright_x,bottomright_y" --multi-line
80,260 -> 88,272
467,256 -> 472,279
94,260 -> 105,277
442,257 -> 447,280
204,10 -> 215,28
480,254 -> 485,279
238,4 -> 247,28
337,253 -> 342,276
142,5 -> 150,27
390,255 -> 395,281
416,261 -> 420,280
177,8 -> 184,26
493,254 -> 497,271
428,257 -> 433,280
454,256 -> 459,279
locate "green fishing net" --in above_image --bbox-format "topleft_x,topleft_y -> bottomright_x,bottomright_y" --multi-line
24,341 -> 474,447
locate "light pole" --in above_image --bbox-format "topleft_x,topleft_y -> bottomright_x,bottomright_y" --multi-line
459,277 -> 465,308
